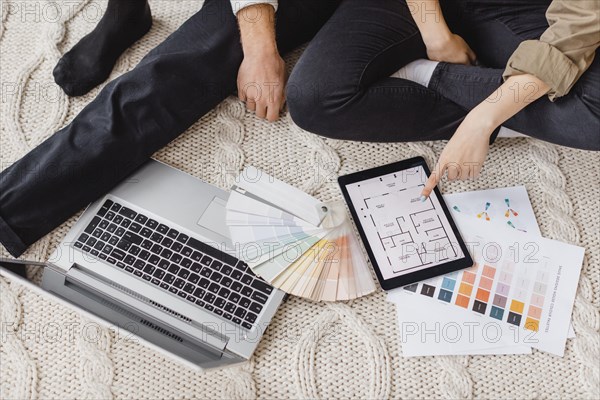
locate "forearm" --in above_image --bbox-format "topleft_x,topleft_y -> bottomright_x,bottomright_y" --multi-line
236,3 -> 285,122
406,0 -> 451,45
422,74 -> 549,194
469,74 -> 550,134
237,4 -> 277,56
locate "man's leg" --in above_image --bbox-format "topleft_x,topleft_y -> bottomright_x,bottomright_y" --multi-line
428,0 -> 600,150
0,0 -> 339,257
287,0 -> 469,142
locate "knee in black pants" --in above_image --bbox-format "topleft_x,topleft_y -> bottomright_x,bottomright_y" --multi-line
286,65 -> 358,140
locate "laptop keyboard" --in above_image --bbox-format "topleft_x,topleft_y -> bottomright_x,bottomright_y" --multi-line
74,199 -> 273,330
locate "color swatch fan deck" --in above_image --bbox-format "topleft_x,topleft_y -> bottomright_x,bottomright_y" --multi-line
225,167 -> 376,301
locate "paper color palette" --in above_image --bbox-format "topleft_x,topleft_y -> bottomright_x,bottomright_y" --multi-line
389,187 -> 575,357
397,215 -> 584,356
225,167 -> 376,302
403,260 -> 551,333
388,289 -> 533,357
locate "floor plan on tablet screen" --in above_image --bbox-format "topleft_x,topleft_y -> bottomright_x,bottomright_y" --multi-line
345,166 -> 463,280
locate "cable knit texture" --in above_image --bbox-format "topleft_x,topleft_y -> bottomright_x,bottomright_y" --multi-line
1,2 -> 599,399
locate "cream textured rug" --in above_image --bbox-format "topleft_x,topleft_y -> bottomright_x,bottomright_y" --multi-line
1,1 -> 599,399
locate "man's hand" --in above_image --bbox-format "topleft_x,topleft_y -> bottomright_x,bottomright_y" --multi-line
425,33 -> 476,65
421,115 -> 492,199
237,4 -> 286,122
237,50 -> 286,122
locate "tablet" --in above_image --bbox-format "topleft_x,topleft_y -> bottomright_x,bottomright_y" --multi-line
338,157 -> 473,290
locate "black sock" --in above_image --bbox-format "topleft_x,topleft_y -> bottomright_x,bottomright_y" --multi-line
53,0 -> 152,96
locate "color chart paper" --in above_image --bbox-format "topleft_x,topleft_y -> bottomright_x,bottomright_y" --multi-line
389,290 -> 532,356
395,215 -> 584,356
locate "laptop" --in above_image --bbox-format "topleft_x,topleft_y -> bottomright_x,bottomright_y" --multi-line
0,159 -> 286,370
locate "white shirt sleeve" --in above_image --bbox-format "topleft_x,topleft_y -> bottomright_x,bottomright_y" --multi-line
230,1 -> 278,15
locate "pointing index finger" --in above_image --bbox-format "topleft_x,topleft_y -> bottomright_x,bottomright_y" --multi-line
421,164 -> 443,200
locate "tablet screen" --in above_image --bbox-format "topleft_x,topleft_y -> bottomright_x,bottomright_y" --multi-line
339,158 -> 472,289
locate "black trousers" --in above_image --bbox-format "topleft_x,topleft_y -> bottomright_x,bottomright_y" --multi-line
0,0 -> 341,257
287,0 -> 600,149
1,0 -> 598,257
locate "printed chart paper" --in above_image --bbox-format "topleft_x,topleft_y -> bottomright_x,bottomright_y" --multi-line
388,290 -> 532,356
443,186 -> 540,235
389,187 -> 575,356
394,215 -> 584,356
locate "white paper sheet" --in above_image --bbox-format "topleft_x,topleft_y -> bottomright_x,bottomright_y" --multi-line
389,187 -> 577,357
393,215 -> 583,357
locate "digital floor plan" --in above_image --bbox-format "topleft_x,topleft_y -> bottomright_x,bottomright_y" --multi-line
348,170 -> 460,278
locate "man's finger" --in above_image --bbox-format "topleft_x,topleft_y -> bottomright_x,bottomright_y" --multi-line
238,83 -> 246,102
266,103 -> 280,122
281,86 -> 286,103
255,102 -> 267,119
246,98 -> 256,112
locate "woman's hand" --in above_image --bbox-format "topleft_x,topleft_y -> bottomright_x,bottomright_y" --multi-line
421,114 -> 494,199
425,33 -> 477,65
420,74 -> 550,198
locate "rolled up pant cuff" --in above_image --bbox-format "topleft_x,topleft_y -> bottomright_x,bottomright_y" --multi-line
0,213 -> 27,258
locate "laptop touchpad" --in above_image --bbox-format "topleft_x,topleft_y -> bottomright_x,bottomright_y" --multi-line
197,197 -> 230,238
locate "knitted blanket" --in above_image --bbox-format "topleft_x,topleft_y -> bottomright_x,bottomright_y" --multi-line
1,1 -> 599,399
